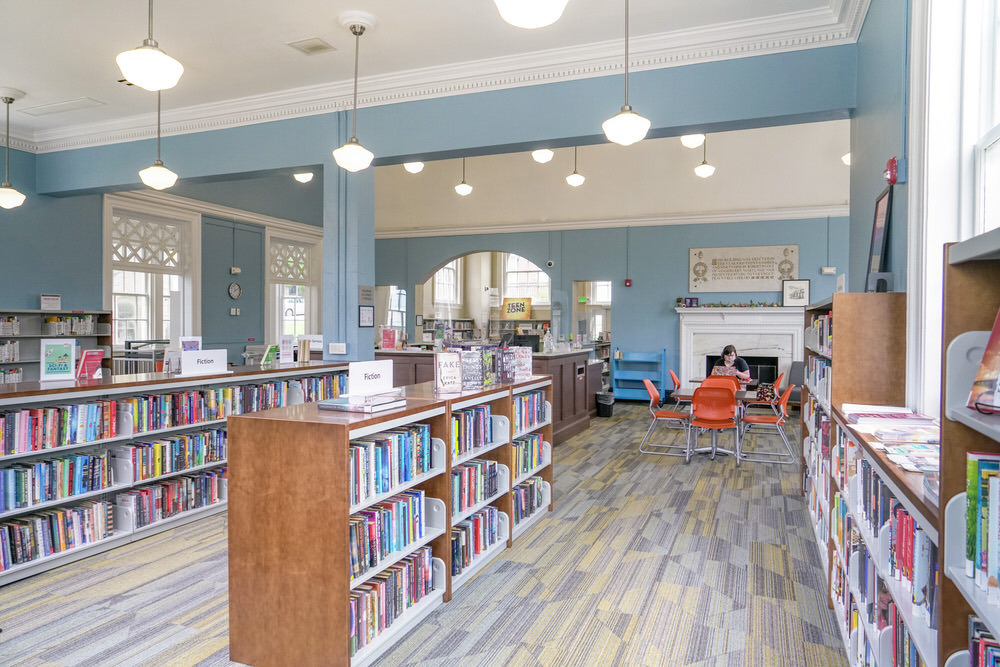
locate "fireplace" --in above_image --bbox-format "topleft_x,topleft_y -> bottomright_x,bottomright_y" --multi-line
706,355 -> 779,384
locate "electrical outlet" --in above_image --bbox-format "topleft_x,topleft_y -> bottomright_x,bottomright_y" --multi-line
329,342 -> 346,355
230,307 -> 239,316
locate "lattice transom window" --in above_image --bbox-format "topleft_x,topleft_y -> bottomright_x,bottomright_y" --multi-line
111,210 -> 187,271
270,240 -> 310,283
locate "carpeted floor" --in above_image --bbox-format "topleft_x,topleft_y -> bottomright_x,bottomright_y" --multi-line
0,403 -> 845,666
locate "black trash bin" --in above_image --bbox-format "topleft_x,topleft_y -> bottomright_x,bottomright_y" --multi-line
596,392 -> 614,417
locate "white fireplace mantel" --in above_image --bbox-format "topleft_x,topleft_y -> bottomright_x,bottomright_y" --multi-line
676,306 -> 804,384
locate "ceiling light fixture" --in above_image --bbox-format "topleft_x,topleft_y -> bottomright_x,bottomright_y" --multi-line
566,146 -> 585,187
602,0 -> 650,146
293,172 -> 314,183
531,149 -> 554,164
455,158 -> 472,196
0,89 -> 26,210
841,152 -> 851,166
694,136 -> 716,178
138,91 -> 178,190
116,0 -> 184,91
403,162 -> 424,174
493,0 -> 569,29
680,134 -> 705,149
332,12 -> 376,172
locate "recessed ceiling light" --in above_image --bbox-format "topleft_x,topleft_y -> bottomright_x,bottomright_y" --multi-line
293,172 -> 314,183
403,162 -> 424,173
531,149 -> 554,163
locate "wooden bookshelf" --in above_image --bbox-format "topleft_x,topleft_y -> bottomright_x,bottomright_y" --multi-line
228,376 -> 555,666
0,309 -> 113,383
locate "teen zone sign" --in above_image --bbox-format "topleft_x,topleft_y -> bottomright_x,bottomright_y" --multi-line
689,245 -> 798,292
500,297 -> 532,319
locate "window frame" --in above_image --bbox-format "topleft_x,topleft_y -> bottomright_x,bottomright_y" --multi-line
432,258 -> 463,307
267,232 -> 322,342
501,253 -> 551,306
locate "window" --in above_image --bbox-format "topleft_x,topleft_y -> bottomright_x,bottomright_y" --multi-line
590,281 -> 612,306
433,259 -> 462,306
387,286 -> 406,328
977,0 -> 1000,234
269,237 -> 319,340
503,253 -> 550,305
105,202 -> 197,349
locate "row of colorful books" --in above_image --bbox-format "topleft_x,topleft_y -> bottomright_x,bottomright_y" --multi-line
434,346 -> 533,393
451,505 -> 501,576
349,546 -> 435,658
0,340 -> 18,363
113,428 -> 227,482
42,314 -> 98,336
348,490 -> 425,579
0,372 -> 346,457
348,423 -> 433,506
0,368 -> 23,385
114,467 -> 226,529
0,450 -> 113,514
965,451 -> 1000,603
970,615 -> 999,665
0,499 -> 113,571
451,459 -> 500,515
806,311 -> 833,356
513,433 -> 544,477
511,476 -> 545,525
805,356 -> 832,405
512,390 -> 546,434
451,405 -> 493,458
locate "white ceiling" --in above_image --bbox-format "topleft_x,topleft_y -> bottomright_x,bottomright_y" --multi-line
3,0 -> 868,153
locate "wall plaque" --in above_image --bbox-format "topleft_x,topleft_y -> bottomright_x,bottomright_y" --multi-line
689,245 -> 798,292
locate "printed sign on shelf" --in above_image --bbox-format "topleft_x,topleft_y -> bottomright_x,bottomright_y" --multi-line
347,359 -> 394,397
500,297 -> 532,320
180,349 -> 230,376
39,338 -> 76,382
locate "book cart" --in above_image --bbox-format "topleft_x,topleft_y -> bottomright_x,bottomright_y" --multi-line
0,362 -> 347,586
802,293 -> 948,665
228,375 -> 555,667
938,231 -> 1000,666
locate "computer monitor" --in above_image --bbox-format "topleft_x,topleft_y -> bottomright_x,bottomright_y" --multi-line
507,334 -> 541,352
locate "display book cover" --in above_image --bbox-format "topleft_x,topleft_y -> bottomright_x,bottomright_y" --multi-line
317,391 -> 406,413
968,306 -> 1000,414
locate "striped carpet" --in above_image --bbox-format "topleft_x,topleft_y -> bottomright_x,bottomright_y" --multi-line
0,403 -> 845,666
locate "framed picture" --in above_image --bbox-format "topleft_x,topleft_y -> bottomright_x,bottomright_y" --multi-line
415,315 -> 423,326
39,338 -> 76,382
866,185 -> 893,292
358,304 -> 375,328
782,279 -> 810,307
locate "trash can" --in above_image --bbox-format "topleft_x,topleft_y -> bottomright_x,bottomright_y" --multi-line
596,392 -> 614,417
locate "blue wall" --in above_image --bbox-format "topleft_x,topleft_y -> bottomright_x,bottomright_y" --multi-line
171,170 -> 324,228
851,0 -> 909,291
376,216 -> 849,374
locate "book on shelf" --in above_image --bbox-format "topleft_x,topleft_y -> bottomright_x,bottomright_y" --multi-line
967,452 -> 1000,583
318,393 -> 406,413
872,425 -> 940,444
846,412 -> 936,425
968,306 -> 1000,414
75,348 -> 104,380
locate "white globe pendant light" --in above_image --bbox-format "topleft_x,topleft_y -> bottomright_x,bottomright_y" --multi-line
565,146 -> 585,187
333,13 -> 376,172
116,0 -> 184,92
455,158 -> 473,196
403,162 -> 424,173
531,149 -> 554,163
680,134 -> 705,149
139,91 -> 178,190
603,0 -> 649,146
694,137 -> 716,178
493,0 -> 569,29
0,89 -> 26,209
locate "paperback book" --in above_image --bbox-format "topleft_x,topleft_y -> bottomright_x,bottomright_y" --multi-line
968,306 -> 1000,414
318,393 -> 406,413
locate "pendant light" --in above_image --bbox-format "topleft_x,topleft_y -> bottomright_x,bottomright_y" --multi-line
455,158 -> 472,196
531,149 -> 554,164
139,91 -> 178,190
493,0 -> 569,29
680,134 -> 705,149
0,89 -> 26,210
602,0 -> 650,146
333,13 -> 376,173
566,147 -> 585,187
403,162 -> 424,173
116,0 -> 184,92
694,136 -> 716,178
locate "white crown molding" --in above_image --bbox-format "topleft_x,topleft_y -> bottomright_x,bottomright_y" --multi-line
27,0 -> 868,154
374,205 -> 851,239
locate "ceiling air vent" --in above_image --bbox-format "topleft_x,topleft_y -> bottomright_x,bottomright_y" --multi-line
286,38 -> 337,56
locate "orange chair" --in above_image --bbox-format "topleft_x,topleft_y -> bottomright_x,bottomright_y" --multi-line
739,385 -> 797,464
666,369 -> 689,410
686,385 -> 741,465
743,371 -> 785,416
639,379 -> 691,456
702,375 -> 741,393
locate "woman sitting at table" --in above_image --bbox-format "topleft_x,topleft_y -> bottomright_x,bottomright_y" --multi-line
712,345 -> 752,383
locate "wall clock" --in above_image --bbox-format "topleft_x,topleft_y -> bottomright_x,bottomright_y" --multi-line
228,282 -> 242,299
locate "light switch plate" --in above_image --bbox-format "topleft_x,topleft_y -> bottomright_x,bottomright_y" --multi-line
329,342 -> 346,355
820,266 -> 837,275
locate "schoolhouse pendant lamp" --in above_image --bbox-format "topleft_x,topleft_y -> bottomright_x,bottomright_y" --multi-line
694,136 -> 716,178
680,134 -> 705,149
455,158 -> 473,196
565,146 -> 585,187
0,89 -> 27,210
116,0 -> 184,92
403,162 -> 424,173
139,91 -> 178,190
493,0 -> 569,29
531,149 -> 554,164
333,12 -> 376,173
602,0 -> 650,147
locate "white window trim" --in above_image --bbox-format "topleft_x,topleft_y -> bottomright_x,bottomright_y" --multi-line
501,252 -> 551,306
433,259 -> 463,307
103,193 -> 202,339
267,232 -> 322,342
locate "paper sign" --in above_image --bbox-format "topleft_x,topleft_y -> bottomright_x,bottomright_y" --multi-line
347,359 -> 394,396
279,336 -> 294,363
181,349 -> 229,376
381,328 -> 398,350
501,297 -> 532,320
40,294 -> 62,311
40,338 -> 76,382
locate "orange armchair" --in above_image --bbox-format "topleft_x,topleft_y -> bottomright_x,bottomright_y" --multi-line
639,379 -> 690,456
686,385 -> 741,465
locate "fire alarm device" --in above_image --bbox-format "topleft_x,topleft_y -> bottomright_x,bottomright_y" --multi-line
884,157 -> 898,185
624,278 -> 632,287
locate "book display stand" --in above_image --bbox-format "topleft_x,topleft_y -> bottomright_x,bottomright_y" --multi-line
228,375 -> 554,666
0,363 -> 348,585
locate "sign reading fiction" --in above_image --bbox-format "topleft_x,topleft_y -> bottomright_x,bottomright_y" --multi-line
688,245 -> 798,293
500,297 -> 532,320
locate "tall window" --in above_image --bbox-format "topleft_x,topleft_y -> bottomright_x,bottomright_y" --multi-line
433,259 -> 462,306
590,281 -> 612,305
387,286 -> 406,327
108,206 -> 193,348
977,0 -> 1000,233
269,238 -> 317,339
503,253 -> 550,305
